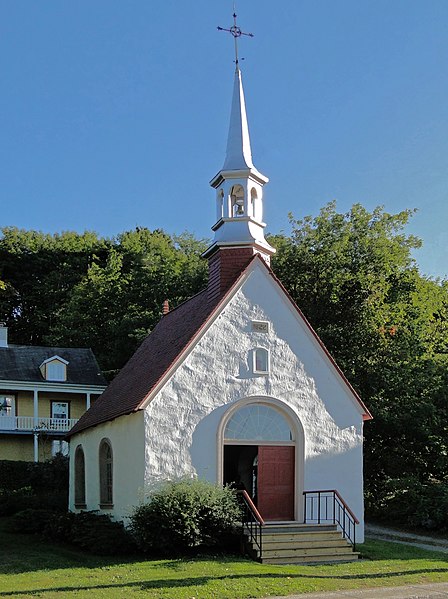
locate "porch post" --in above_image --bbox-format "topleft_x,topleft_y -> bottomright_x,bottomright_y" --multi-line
33,432 -> 39,463
86,392 -> 91,410
33,388 -> 38,422
33,389 -> 39,462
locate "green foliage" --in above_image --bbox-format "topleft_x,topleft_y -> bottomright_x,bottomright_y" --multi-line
270,202 -> 448,519
0,456 -> 68,516
9,508 -> 55,534
47,511 -> 137,555
8,509 -> 136,555
130,479 -> 241,555
0,227 -> 108,345
367,477 -> 448,531
0,226 -> 208,374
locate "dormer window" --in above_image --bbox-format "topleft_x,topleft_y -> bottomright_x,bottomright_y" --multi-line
39,356 -> 69,382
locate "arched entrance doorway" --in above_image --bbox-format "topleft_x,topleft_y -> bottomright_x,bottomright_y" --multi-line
220,399 -> 302,522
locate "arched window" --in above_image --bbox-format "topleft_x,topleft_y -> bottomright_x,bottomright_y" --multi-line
231,184 -> 245,217
217,189 -> 224,219
253,347 -> 269,374
250,187 -> 260,220
224,404 -> 293,442
99,439 -> 113,507
74,445 -> 86,507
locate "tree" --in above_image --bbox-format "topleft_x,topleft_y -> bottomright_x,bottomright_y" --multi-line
0,227 -> 108,344
47,228 -> 208,375
270,202 -> 448,507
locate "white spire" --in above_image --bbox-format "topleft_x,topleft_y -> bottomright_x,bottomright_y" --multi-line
222,67 -> 254,171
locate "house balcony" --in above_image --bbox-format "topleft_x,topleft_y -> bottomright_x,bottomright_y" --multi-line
0,416 -> 79,434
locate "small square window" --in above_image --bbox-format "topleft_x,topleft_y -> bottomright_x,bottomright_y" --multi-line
47,361 -> 66,381
253,348 -> 269,374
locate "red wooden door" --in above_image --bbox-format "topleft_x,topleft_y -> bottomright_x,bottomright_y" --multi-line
257,446 -> 295,521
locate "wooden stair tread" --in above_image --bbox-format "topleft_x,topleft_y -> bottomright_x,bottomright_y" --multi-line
261,552 -> 359,564
243,521 -> 357,565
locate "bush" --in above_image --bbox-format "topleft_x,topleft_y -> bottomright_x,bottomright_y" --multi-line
0,456 -> 69,517
0,455 -> 69,495
9,508 -> 136,555
66,511 -> 136,555
130,479 -> 241,555
366,477 -> 448,531
9,508 -> 55,534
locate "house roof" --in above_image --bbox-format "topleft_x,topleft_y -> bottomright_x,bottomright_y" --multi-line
0,345 -> 106,387
68,255 -> 371,438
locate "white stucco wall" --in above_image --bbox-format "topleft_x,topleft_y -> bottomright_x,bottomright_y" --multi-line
143,262 -> 366,541
69,411 -> 145,523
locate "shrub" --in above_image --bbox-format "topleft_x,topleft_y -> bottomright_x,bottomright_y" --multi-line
46,511 -> 137,555
9,508 -> 55,534
367,477 -> 448,531
66,511 -> 136,555
0,457 -> 69,517
0,456 -> 69,495
130,479 -> 241,555
9,508 -> 136,555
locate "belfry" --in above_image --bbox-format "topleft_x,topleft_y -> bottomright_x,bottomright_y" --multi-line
205,14 -> 276,300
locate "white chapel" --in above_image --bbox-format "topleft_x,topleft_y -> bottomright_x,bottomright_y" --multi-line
68,32 -> 372,552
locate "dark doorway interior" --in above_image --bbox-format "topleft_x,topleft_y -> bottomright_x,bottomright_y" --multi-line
223,445 -> 258,502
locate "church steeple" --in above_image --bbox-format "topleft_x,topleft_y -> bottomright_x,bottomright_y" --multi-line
205,66 -> 275,265
222,67 -> 254,171
204,15 -> 276,302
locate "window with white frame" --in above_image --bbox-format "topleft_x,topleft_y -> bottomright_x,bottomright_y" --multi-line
51,439 -> 69,457
46,361 -> 66,381
253,347 -> 269,374
0,395 -> 15,417
224,404 -> 293,441
51,402 -> 69,420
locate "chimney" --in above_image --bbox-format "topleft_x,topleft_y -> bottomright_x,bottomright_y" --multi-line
207,247 -> 255,304
0,324 -> 8,348
162,300 -> 170,315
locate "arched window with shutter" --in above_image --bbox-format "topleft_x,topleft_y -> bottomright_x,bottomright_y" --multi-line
74,445 -> 86,508
99,439 -> 113,507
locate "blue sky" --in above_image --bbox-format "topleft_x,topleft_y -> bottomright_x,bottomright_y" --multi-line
1,1 -> 447,278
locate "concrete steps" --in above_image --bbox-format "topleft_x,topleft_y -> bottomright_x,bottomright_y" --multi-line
244,523 -> 359,564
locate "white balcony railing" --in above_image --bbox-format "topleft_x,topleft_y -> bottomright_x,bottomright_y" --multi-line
0,416 -> 78,433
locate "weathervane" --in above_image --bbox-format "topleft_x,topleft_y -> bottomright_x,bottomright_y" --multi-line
217,11 -> 254,66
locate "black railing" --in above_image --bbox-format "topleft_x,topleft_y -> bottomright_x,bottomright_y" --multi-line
237,490 -> 264,560
303,489 -> 359,549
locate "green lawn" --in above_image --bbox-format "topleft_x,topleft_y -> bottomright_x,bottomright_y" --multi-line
0,521 -> 447,599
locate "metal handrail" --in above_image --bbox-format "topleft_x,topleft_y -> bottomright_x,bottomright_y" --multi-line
303,489 -> 358,549
237,490 -> 264,560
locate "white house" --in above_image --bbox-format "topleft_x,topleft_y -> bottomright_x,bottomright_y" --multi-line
68,58 -> 372,551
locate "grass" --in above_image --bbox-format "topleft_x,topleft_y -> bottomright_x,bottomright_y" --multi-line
0,520 -> 447,599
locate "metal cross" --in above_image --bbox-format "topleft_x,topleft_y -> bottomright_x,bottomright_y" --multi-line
217,12 -> 254,67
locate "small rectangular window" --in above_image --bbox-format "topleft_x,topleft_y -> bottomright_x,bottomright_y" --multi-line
51,402 -> 69,420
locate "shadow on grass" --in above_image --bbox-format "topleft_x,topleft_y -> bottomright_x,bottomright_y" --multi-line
2,568 -> 448,597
